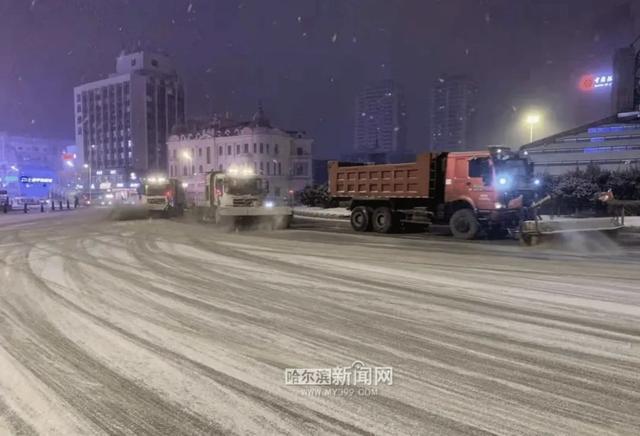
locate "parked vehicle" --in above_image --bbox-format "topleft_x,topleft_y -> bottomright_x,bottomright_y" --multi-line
195,166 -> 292,229
328,148 -> 538,239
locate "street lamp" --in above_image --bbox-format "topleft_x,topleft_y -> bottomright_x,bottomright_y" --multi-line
88,144 -> 96,204
525,113 -> 541,143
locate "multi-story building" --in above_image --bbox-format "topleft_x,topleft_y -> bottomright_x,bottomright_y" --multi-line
354,80 -> 406,154
74,51 -> 185,188
167,106 -> 313,203
0,132 -> 72,199
430,75 -> 478,152
522,114 -> 640,175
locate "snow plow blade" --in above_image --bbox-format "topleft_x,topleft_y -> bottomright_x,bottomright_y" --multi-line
519,199 -> 640,246
217,206 -> 292,217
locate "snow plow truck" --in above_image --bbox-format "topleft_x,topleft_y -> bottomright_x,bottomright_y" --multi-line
328,148 -> 540,239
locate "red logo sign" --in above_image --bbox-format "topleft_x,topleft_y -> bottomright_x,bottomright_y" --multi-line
579,74 -> 595,91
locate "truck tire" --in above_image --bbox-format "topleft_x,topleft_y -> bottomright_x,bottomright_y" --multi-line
520,233 -> 539,246
350,206 -> 371,232
372,207 -> 394,233
449,209 -> 480,240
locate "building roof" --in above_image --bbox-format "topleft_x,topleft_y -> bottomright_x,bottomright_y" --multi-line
170,104 -> 306,140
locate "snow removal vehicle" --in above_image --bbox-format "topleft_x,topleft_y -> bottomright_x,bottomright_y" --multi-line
328,148 -> 540,239
195,166 -> 292,229
143,176 -> 186,218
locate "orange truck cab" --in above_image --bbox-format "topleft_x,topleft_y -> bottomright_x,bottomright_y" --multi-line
328,148 -> 538,239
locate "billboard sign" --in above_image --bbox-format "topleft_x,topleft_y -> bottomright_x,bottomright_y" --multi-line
579,73 -> 613,91
20,176 -> 53,184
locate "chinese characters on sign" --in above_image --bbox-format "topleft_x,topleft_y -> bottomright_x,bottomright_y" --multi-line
285,361 -> 393,387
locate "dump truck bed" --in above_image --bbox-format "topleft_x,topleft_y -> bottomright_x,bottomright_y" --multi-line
328,154 -> 433,199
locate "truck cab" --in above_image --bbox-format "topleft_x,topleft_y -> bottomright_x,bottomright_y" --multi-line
143,176 -> 185,217
207,170 -> 266,209
203,167 -> 292,228
442,149 -> 536,237
445,150 -> 534,211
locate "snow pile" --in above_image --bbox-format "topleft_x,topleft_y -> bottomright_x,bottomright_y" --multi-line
293,206 -> 350,220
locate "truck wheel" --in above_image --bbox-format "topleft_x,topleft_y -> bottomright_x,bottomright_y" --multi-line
372,207 -> 394,233
350,206 -> 371,232
520,234 -> 539,246
449,209 -> 480,240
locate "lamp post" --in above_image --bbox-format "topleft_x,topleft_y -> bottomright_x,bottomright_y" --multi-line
525,114 -> 541,143
87,144 -> 95,204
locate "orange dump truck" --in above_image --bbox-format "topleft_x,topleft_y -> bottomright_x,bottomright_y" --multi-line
328,149 -> 538,239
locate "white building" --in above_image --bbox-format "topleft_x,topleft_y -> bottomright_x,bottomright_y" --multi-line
74,51 -> 185,187
167,107 -> 312,202
354,80 -> 406,153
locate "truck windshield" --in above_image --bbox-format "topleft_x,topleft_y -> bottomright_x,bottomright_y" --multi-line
225,177 -> 262,195
146,185 -> 170,196
494,159 -> 530,183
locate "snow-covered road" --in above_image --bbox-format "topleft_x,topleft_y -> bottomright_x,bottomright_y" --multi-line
1,209 -> 639,435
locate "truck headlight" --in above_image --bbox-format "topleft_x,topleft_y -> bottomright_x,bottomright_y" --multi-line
264,201 -> 274,208
494,202 -> 504,209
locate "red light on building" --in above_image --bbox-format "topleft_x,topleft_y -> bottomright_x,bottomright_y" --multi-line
579,74 -> 595,91
62,152 -> 76,161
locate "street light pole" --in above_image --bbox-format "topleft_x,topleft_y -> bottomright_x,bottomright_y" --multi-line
529,123 -> 534,143
88,144 -> 95,204
525,114 -> 541,144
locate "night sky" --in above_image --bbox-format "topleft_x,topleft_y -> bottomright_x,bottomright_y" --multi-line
0,0 -> 638,157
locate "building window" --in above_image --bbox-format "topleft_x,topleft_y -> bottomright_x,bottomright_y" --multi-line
192,165 -> 195,175
253,143 -> 257,153
206,147 -> 211,164
244,143 -> 249,153
218,146 -> 223,156
172,149 -> 176,159
236,144 -> 240,154
275,187 -> 281,197
266,162 -> 271,175
274,144 -> 279,155
198,148 -> 202,157
131,58 -> 136,67
297,147 -> 304,156
151,59 -> 159,68
294,162 -> 308,176
266,144 -> 270,154
259,161 -> 264,175
183,166 -> 188,176
259,143 -> 264,153
227,145 -> 232,155
199,165 -> 203,173
277,161 -> 282,175
219,164 -> 223,171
